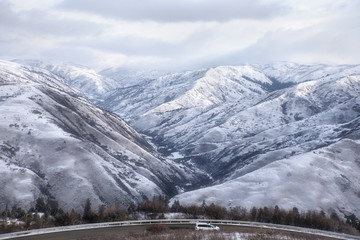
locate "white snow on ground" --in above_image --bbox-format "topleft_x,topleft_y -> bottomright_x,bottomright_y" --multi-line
2,59 -> 360,219
172,139 -> 360,218
12,59 -> 121,100
103,63 -> 360,162
0,60 -> 202,211
101,62 -> 360,217
168,152 -> 184,159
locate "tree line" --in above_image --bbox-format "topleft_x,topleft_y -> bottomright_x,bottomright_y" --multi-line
1,196 -> 359,236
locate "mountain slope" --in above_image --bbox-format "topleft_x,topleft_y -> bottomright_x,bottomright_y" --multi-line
101,64 -> 360,174
206,72 -> 360,181
172,139 -> 360,218
100,66 -> 163,88
12,59 -> 121,101
102,66 -> 273,155
101,63 -> 360,216
3,60 -> 359,217
0,60 -> 205,211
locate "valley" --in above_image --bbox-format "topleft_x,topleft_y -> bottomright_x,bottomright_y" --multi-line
1,60 -> 359,219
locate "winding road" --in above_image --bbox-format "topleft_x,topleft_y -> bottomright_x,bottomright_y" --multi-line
1,219 -> 359,240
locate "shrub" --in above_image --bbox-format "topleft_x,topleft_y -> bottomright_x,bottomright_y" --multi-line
146,224 -> 169,233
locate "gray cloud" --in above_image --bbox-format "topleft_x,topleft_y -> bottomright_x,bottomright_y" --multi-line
41,46 -> 101,65
0,1 -> 21,29
0,0 -> 108,61
73,36 -> 175,57
58,0 -> 290,22
216,24 -> 360,66
0,1 -> 105,38
186,1 -> 360,67
70,27 -> 220,58
20,10 -> 105,36
1,0 -> 359,71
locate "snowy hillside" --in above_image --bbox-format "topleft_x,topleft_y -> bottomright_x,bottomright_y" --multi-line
2,59 -> 359,218
101,63 -> 360,216
0,60 -> 205,211
172,139 -> 360,218
12,59 -> 121,100
101,64 -> 360,167
100,66 -> 163,88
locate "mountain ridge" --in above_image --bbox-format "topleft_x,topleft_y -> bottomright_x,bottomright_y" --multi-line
0,60 -> 205,211
3,59 -> 360,218
98,62 -> 360,217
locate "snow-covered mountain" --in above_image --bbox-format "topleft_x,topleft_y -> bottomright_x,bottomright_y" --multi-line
100,66 -> 163,88
172,139 -> 360,218
0,60 -> 205,211
2,59 -> 359,217
102,63 -> 360,167
101,63 -> 360,216
12,59 -> 121,101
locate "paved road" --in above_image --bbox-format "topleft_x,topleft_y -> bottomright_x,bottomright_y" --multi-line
5,225 -> 149,240
1,224 -> 193,240
1,220 -> 359,240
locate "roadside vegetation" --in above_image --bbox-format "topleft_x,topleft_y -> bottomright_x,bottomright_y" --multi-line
1,195 -> 359,236
78,228 -> 350,240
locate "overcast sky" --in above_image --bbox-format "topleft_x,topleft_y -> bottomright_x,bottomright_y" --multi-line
0,0 -> 359,71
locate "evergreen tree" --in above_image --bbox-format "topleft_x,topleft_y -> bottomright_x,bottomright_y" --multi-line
250,207 -> 257,221
263,206 -> 271,223
35,197 -> 46,212
272,205 -> 281,224
170,200 -> 182,212
82,198 -> 97,223
82,198 -> 92,222
48,199 -> 59,216
200,200 -> 207,214
292,207 -> 300,226
127,202 -> 136,214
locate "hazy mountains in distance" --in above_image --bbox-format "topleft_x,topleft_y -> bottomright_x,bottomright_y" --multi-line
1,59 -> 359,218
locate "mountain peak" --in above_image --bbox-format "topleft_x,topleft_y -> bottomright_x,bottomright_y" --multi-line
0,59 -> 205,211
2,59 -> 360,217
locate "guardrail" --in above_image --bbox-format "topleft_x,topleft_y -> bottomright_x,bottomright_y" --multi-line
0,219 -> 359,240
